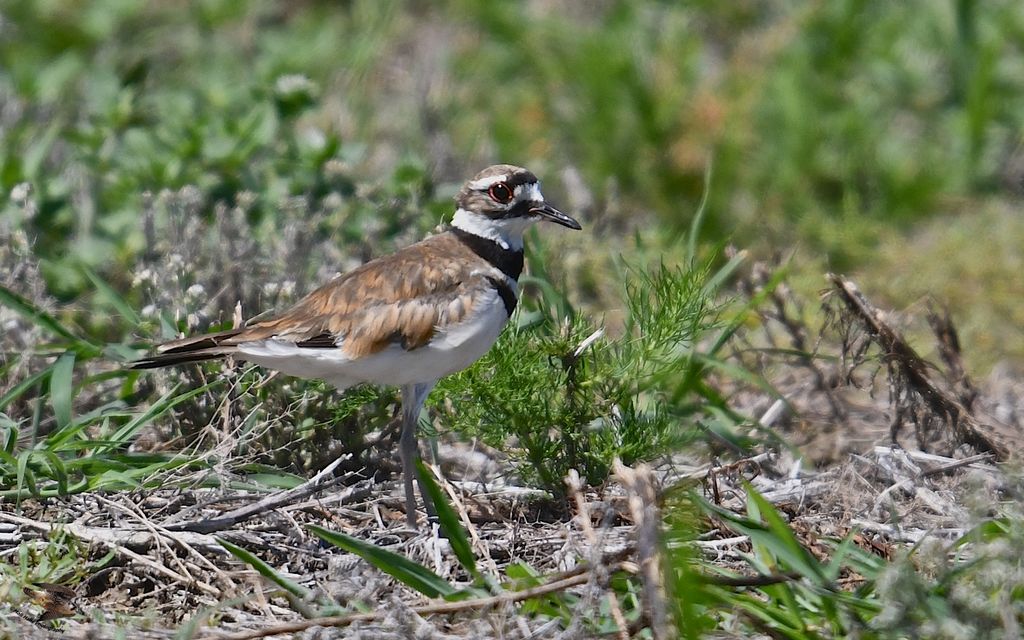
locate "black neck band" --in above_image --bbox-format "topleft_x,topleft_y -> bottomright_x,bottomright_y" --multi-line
486,276 -> 518,316
451,227 -> 524,281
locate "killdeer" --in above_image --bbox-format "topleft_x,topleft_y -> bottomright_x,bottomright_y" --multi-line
132,164 -> 582,527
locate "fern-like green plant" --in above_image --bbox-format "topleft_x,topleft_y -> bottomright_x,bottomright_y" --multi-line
433,258 -> 722,493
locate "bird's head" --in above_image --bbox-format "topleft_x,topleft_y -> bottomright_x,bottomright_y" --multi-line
453,164 -> 581,250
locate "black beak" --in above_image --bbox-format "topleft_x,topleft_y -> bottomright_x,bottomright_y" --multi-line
530,203 -> 582,230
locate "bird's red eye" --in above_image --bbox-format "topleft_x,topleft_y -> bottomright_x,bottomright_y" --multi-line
488,182 -> 514,204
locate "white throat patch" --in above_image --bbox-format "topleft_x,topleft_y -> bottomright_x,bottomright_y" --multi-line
451,208 -> 536,251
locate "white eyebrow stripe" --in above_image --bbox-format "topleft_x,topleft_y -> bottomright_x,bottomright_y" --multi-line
468,174 -> 510,190
514,183 -> 543,202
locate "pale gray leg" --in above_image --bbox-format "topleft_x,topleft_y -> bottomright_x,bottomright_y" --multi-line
399,381 -> 437,528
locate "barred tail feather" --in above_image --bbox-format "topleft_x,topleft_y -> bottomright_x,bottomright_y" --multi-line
130,347 -> 237,369
130,328 -> 245,370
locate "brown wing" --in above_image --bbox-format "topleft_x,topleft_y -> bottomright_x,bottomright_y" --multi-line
224,233 -> 488,357
131,232 -> 493,368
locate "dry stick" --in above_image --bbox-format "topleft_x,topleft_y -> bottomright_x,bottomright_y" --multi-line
116,544 -> 221,598
613,460 -> 670,640
766,274 -> 847,421
707,572 -> 801,588
92,493 -> 232,588
218,302 -> 245,440
926,302 -> 978,410
0,513 -> 222,597
0,511 -> 226,554
163,457 -> 360,533
202,568 -> 603,640
874,446 -> 996,474
826,274 -> 1010,460
918,452 -> 993,478
566,470 -> 629,640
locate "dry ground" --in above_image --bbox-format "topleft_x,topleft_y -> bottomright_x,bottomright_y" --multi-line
3,271 -> 1023,639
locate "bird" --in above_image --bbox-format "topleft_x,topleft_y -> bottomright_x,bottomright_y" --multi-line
131,164 -> 582,527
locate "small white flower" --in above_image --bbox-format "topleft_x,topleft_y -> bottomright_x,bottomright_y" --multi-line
275,74 -> 318,98
323,192 -> 344,210
10,182 -> 32,202
133,268 -> 155,287
236,191 -> 257,209
179,185 -> 203,206
300,126 -> 326,151
324,159 -> 348,177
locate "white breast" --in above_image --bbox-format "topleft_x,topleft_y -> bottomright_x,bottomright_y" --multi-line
235,288 -> 511,390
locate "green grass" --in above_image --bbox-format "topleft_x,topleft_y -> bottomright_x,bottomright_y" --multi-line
2,0 -> 1024,637
434,255 -> 727,492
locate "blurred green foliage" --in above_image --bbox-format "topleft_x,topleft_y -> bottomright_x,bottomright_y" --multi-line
0,1 -> 406,298
2,3 -> 1023,636
449,0 -> 1024,260
2,0 -> 1022,292
0,0 -> 1019,511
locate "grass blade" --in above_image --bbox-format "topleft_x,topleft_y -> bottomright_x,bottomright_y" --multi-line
90,469 -> 142,490
39,450 -> 69,495
308,524 -> 457,599
98,382 -> 219,453
698,489 -> 826,585
219,538 -> 312,600
686,155 -> 713,262
707,264 -> 790,359
1,417 -> 17,454
744,485 -> 828,585
16,449 -> 37,498
0,284 -> 80,343
50,351 -> 75,430
43,400 -> 130,452
703,245 -> 747,295
416,460 -> 479,581
0,366 -> 52,413
82,266 -> 141,327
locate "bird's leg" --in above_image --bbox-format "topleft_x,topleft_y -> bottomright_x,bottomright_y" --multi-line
399,381 -> 437,528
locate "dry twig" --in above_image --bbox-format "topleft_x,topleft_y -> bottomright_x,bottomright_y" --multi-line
202,567 -> 615,640
162,458 -> 365,533
613,460 -> 670,640
567,469 -> 629,640
825,274 -> 1011,459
